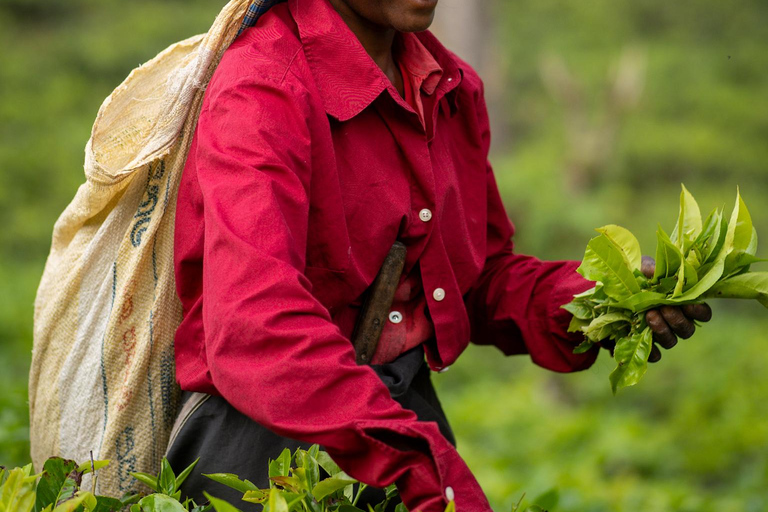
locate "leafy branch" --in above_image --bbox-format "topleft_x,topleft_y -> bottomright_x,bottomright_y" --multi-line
566,185 -> 768,393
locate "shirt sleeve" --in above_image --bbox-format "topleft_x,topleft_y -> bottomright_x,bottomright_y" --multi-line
186,71 -> 492,512
462,78 -> 600,373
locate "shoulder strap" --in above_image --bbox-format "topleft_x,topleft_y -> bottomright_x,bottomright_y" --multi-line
238,0 -> 287,35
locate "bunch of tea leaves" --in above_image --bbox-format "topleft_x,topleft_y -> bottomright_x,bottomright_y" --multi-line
565,185 -> 768,394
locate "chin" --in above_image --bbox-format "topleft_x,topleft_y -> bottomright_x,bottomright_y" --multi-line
396,10 -> 437,32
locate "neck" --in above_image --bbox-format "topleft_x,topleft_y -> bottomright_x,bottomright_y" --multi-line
326,0 -> 403,94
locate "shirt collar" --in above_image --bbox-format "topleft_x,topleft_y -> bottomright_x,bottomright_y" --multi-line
393,31 -> 443,96
288,0 -> 464,121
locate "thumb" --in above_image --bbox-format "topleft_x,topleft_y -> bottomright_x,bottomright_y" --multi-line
641,255 -> 655,279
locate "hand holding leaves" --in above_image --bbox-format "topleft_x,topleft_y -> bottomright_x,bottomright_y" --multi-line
566,185 -> 767,393
640,256 -> 712,363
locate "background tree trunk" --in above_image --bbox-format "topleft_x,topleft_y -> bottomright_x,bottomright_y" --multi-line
431,0 -> 505,153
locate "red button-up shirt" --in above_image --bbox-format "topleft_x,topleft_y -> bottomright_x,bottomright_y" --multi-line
173,1 -> 597,510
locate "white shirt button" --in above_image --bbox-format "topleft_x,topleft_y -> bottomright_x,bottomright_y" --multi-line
439,366 -> 451,373
418,208 -> 433,222
445,486 -> 455,501
432,288 -> 446,301
447,77 -> 453,82
388,311 -> 403,324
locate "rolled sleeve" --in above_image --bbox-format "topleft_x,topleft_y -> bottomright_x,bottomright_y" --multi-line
463,78 -> 598,372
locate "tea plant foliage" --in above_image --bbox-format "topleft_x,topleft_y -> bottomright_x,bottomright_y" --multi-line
566,185 -> 768,393
0,446 -> 473,512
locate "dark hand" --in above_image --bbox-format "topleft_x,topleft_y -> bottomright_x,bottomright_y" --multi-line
599,256 -> 713,361
644,255 -> 713,362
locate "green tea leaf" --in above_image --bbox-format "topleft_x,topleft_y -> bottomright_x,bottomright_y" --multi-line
135,494 -> 188,512
703,272 -> 768,308
242,490 -> 269,504
35,458 -> 79,511
701,211 -> 728,265
671,184 -> 702,251
653,226 -> 683,281
130,472 -> 160,493
75,461 -> 109,476
339,506 -> 368,512
90,495 -> 125,512
284,492 -> 306,509
562,299 -> 594,320
724,189 -> 757,275
609,328 -> 654,394
655,276 -> 678,295
691,208 -> 719,259
668,211 -> 736,302
312,477 -> 358,501
573,339 -> 596,354
268,476 -> 301,493
578,234 -> 642,300
81,493 -> 98,511
203,493 -> 242,512
173,458 -> 198,492
51,492 -> 94,512
572,286 -> 598,299
583,312 -> 631,342
159,460 -> 176,495
568,316 -> 590,334
120,494 -> 142,507
297,450 -> 320,492
54,475 -> 79,507
267,488 -> 289,512
203,474 -> 258,494
672,257 -> 699,297
596,224 -> 643,270
611,291 -> 671,313
1,468 -> 38,512
269,449 -> 292,481
314,452 -> 342,478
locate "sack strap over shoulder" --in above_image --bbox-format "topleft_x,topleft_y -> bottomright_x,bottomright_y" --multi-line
238,0 -> 287,35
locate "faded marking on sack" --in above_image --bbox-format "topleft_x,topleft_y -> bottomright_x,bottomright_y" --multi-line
118,278 -> 137,323
146,237 -> 159,464
116,279 -> 139,413
161,350 -> 176,430
99,263 -> 118,447
131,161 -> 166,247
116,427 -> 138,492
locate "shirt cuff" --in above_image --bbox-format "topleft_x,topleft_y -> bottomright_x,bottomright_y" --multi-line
335,420 -> 492,512
545,260 -> 599,372
397,446 -> 493,512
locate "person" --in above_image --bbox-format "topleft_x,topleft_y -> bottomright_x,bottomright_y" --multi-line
166,0 -> 713,510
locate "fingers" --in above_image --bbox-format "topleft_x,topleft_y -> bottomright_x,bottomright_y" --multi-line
636,303 -> 712,364
660,305 -> 695,339
646,309 -> 678,349
641,255 -> 656,279
682,303 -> 713,322
599,338 -> 616,357
648,343 -> 662,363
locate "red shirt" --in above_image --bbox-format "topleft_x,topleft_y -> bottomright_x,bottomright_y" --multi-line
173,0 -> 597,510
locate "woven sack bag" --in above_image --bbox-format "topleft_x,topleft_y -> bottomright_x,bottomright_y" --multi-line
30,0 -> 282,496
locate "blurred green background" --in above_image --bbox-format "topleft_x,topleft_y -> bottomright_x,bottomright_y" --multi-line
0,0 -> 766,511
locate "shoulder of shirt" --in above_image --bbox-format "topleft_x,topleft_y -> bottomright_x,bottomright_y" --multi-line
207,3 -> 308,93
442,48 -> 485,105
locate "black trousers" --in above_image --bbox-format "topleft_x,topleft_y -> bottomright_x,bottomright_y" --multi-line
165,345 -> 455,509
